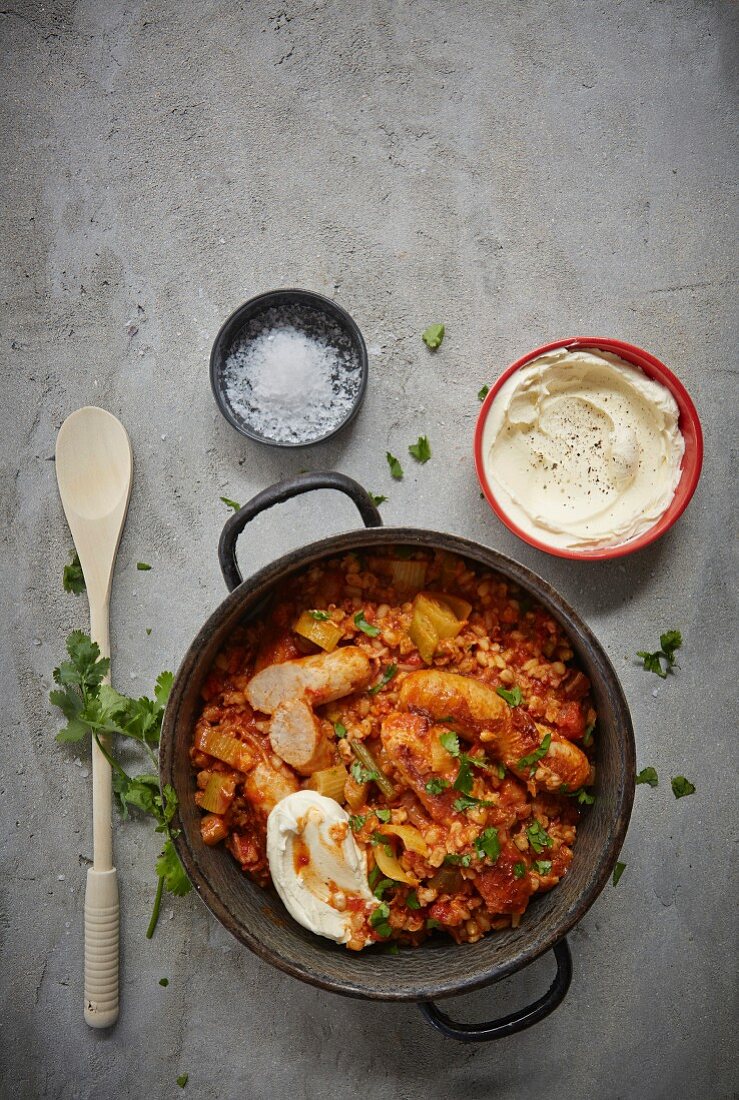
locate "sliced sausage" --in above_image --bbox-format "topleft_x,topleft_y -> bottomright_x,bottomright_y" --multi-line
269,698 -> 333,776
246,646 -> 372,714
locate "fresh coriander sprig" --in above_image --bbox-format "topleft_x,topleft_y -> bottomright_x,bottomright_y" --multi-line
637,630 -> 682,678
63,549 -> 86,595
49,631 -> 191,937
408,436 -> 431,463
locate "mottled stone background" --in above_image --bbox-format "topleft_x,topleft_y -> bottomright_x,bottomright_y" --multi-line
1,1 -> 736,1097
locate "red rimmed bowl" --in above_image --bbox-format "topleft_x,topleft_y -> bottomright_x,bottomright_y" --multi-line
474,337 -> 703,561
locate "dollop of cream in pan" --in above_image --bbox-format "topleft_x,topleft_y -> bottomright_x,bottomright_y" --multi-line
482,347 -> 685,550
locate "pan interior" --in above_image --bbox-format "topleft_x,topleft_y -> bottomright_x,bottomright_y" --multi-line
162,528 -> 634,1001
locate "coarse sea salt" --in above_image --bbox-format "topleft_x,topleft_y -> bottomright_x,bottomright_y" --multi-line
222,307 -> 362,444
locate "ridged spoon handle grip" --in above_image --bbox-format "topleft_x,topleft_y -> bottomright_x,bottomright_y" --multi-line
84,867 -> 119,1028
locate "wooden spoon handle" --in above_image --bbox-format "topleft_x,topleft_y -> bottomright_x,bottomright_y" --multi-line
84,867 -> 119,1027
84,599 -> 119,1027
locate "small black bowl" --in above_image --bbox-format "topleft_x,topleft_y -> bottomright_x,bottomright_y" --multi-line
210,288 -> 369,447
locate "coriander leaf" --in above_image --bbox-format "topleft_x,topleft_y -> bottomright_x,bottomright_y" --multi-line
513,862 -> 527,879
177,1075 -> 188,1089
671,776 -> 696,799
583,721 -> 595,747
517,732 -> 551,770
425,778 -> 450,795
354,610 -> 380,637
55,717 -> 91,744
496,684 -> 523,707
453,794 -> 494,812
660,630 -> 682,664
146,628 -> 152,636
452,757 -> 473,795
444,853 -> 472,867
113,771 -> 160,819
350,761 -> 379,785
220,496 -> 241,512
156,838 -> 192,897
308,609 -> 331,621
368,663 -> 397,694
421,323 -> 445,350
333,721 -> 347,739
477,384 -> 490,402
612,861 -> 626,887
406,889 -> 421,910
532,859 -> 552,875
637,650 -> 667,678
374,808 -> 392,824
574,788 -> 595,805
63,549 -> 85,595
159,977 -> 169,987
154,671 -> 174,712
386,452 -> 404,480
474,827 -> 500,862
137,562 -> 152,571
373,877 -> 396,900
349,814 -> 366,831
368,493 -> 387,507
635,766 -> 658,788
526,820 -> 553,853
368,865 -> 381,889
408,435 -> 431,464
426,918 -> 442,930
439,730 -> 460,757
370,900 -> 392,937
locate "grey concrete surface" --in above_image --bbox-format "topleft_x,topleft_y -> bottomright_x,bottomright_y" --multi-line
1,1 -> 737,1097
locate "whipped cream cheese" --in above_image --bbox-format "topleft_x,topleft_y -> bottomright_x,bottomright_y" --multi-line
482,347 -> 685,550
266,790 -> 376,945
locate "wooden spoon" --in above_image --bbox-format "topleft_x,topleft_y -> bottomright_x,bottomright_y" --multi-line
56,407 -> 133,1028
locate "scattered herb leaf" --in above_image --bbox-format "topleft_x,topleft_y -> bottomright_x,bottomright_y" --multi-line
63,550 -> 85,594
671,776 -> 696,799
444,852 -> 473,867
220,497 -> 240,512
406,889 -> 421,910
439,730 -> 460,757
477,384 -> 490,401
349,814 -> 366,831
517,732 -> 551,770
177,1074 -> 188,1089
374,808 -> 392,824
637,630 -> 682,678
354,610 -> 380,637
369,493 -> 387,507
350,761 -> 379,785
308,609 -> 330,621
612,861 -> 626,886
370,901 -> 392,938
452,757 -> 473,795
368,663 -> 398,694
425,778 -> 450,795
453,794 -> 494,812
137,562 -> 152,571
496,684 -> 523,707
386,452 -> 404,480
474,827 -> 501,862
532,859 -> 552,875
421,323 -> 445,350
635,767 -> 658,788
333,721 -> 347,739
408,435 -> 431,464
426,918 -> 443,930
583,721 -> 595,747
526,820 -> 553,853
513,862 -> 527,879
146,628 -> 152,636
159,977 -> 169,987
373,877 -> 396,900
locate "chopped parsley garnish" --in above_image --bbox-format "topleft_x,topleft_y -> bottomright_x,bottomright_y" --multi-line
159,977 -> 169,987
370,831 -> 393,855
386,452 -> 404,480
526,820 -> 553,853
408,435 -> 431,463
439,730 -> 460,756
177,1075 -> 188,1089
477,384 -> 490,401
421,323 -> 445,350
453,794 -> 494,812
333,721 -> 347,739
350,761 -> 379,785
370,901 -> 392,938
368,865 -> 381,889
63,550 -> 85,594
368,663 -> 398,694
532,859 -> 552,875
496,684 -> 523,707
612,861 -> 626,887
671,776 -> 696,799
146,628 -> 152,636
308,609 -> 331,621
452,757 -> 473,795
474,827 -> 500,862
220,496 -> 240,512
369,493 -> 387,507
136,562 -> 152,571
637,630 -> 682,678
583,721 -> 595,747
635,766 -> 658,788
49,632 -> 188,938
566,787 -> 595,805
513,862 -> 527,879
354,610 -> 380,637
517,732 -> 551,770
349,814 -> 366,831
374,808 -> 392,824
444,852 -> 473,867
426,917 -> 443,930
373,878 -> 396,900
425,777 -> 450,795
406,889 -> 421,909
